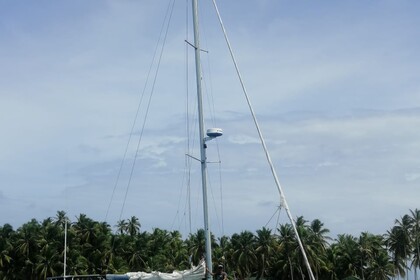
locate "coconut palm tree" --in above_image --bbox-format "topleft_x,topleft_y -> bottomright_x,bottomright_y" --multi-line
230,231 -> 257,279
273,223 -> 298,280
54,210 -> 69,227
409,208 -> 420,280
116,219 -> 128,235
307,219 -> 331,278
213,235 -> 230,274
255,227 -> 276,279
127,216 -> 141,237
310,219 -> 331,249
332,234 -> 360,279
166,230 -> 189,270
386,215 -> 412,279
187,229 -> 207,264
35,245 -> 61,279
14,219 -> 42,278
122,232 -> 148,271
358,232 -> 377,279
73,214 -> 96,245
364,249 -> 395,279
146,228 -> 178,271
0,224 -> 14,279
356,232 -> 396,280
385,226 -> 407,278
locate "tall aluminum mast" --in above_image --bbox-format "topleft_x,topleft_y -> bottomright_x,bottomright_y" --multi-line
63,219 -> 67,277
191,0 -> 212,279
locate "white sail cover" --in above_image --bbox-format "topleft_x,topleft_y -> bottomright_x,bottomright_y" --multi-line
125,260 -> 205,280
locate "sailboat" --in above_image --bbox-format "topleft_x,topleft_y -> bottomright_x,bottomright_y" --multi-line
48,0 -> 315,279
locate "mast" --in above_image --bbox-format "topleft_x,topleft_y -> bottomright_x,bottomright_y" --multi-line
191,0 -> 212,279
63,219 -> 67,277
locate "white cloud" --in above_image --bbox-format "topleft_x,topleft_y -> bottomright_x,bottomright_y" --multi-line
405,172 -> 420,182
228,134 -> 260,145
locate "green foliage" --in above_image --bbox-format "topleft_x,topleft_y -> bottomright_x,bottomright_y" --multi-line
0,209 -> 419,279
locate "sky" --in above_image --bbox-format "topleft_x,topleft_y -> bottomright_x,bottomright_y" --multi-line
1,0 -> 420,240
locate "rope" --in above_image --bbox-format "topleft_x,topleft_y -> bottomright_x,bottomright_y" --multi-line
211,1 -> 316,279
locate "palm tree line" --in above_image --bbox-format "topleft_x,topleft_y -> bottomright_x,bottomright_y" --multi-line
0,209 -> 419,280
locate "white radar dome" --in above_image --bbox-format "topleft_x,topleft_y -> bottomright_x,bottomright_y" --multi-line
206,128 -> 223,138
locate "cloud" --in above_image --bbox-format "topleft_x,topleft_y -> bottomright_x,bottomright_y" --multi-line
135,135 -> 185,168
316,161 -> 338,168
228,134 -> 260,145
405,172 -> 420,182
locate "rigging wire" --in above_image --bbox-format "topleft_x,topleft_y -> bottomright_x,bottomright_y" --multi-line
185,0 -> 192,235
170,1 -> 195,232
103,0 -> 177,273
104,10 -> 163,222
178,0 -> 214,235
203,45 -> 226,237
211,1 -> 316,279
111,0 -> 177,224
197,3 -> 226,238
119,0 -> 177,221
264,205 -> 282,230
169,0 -> 199,236
275,205 -> 282,234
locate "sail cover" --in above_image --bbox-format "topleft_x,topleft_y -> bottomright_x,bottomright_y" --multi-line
121,260 -> 205,280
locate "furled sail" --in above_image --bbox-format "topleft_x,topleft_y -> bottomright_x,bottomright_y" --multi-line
110,260 -> 205,280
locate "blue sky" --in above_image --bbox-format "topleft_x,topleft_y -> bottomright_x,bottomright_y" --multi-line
1,0 -> 420,239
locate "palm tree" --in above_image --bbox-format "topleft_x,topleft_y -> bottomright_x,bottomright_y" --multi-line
107,233 -> 129,273
147,228 -> 174,270
358,232 -> 376,279
36,218 -> 65,277
116,219 -> 128,235
92,221 -> 112,274
364,249 -> 395,280
273,223 -> 298,280
290,216 -> 327,279
309,219 -> 331,249
35,245 -> 61,279
409,209 -> 420,280
187,229 -> 207,264
0,224 -> 14,278
14,219 -> 42,278
230,231 -> 257,279
213,235 -> 230,274
73,214 -> 96,245
255,227 -> 276,279
356,232 -> 395,280
332,234 -> 360,279
307,219 -> 331,278
127,216 -> 141,237
165,231 -> 189,270
324,246 -> 339,280
385,226 -> 407,278
72,215 -> 113,274
54,210 -> 69,227
386,215 -> 412,279
125,231 -> 148,271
